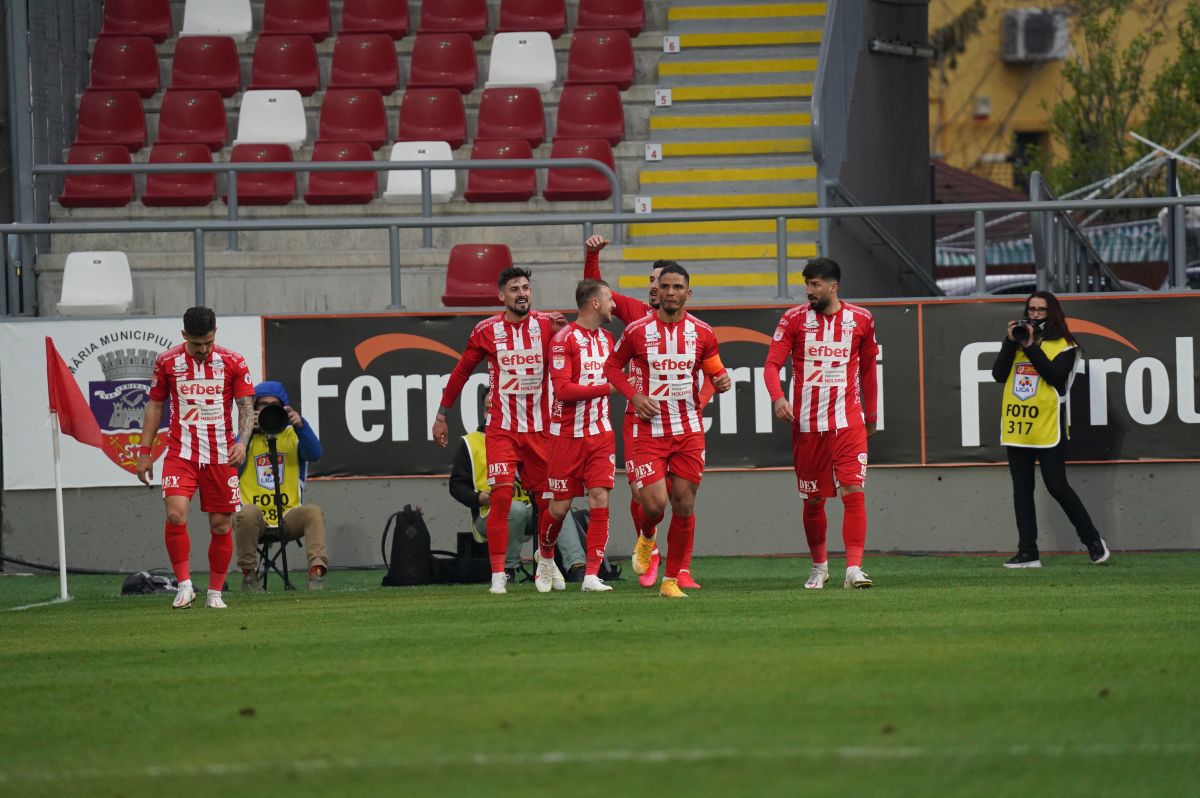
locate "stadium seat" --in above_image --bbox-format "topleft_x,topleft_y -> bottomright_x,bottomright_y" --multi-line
565,30 -> 634,90
305,141 -> 378,204
543,137 -> 615,201
328,34 -> 400,94
100,0 -> 172,43
442,244 -> 513,306
262,0 -> 332,41
419,0 -> 488,40
341,0 -> 410,39
476,88 -> 545,147
554,84 -> 624,145
74,90 -> 146,151
58,145 -> 134,208
498,0 -> 567,38
463,139 -> 535,203
142,143 -> 216,207
485,32 -> 556,92
250,35 -> 321,95
57,252 -> 134,316
170,36 -> 241,97
233,90 -> 308,149
383,141 -> 455,203
88,37 -> 160,98
575,0 -> 644,36
180,0 -> 254,42
408,34 -> 478,93
225,144 -> 297,205
396,88 -> 466,149
318,89 -> 388,149
157,90 -> 228,150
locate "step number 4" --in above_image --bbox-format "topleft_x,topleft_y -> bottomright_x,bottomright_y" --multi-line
645,143 -> 662,161
635,196 -> 653,214
655,89 -> 673,107
663,36 -> 680,53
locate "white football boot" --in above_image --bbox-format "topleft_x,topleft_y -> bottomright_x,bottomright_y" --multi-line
844,566 -> 874,589
534,552 -> 558,593
804,563 -> 830,590
205,589 -> 227,609
489,571 -> 509,595
172,580 -> 196,609
581,574 -> 613,592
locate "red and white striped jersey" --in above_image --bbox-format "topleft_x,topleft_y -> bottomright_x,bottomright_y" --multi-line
604,312 -> 721,438
440,312 -> 556,434
549,322 -> 614,438
149,343 -> 254,464
763,302 -> 880,433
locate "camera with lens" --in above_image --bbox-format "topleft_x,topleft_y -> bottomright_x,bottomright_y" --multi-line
1012,318 -> 1046,345
256,402 -> 290,436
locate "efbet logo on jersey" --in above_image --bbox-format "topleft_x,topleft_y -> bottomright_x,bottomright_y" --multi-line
1012,364 -> 1039,401
255,453 -> 285,489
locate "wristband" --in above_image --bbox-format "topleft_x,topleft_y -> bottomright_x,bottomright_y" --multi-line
437,406 -> 452,418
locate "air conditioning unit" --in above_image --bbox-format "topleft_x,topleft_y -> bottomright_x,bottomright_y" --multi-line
1002,9 -> 1069,62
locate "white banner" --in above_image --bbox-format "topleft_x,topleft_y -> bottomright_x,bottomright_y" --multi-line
0,316 -> 263,490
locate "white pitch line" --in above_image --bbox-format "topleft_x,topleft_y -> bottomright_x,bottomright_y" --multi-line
7,597 -> 71,612
1,742 -> 1197,784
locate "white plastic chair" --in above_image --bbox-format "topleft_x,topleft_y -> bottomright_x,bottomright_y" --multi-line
384,142 -> 456,204
180,0 -> 254,42
486,32 -> 557,92
57,251 -> 133,315
233,90 -> 308,149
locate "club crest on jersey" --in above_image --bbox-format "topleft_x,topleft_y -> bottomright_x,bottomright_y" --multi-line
644,328 -> 661,343
553,355 -> 566,369
773,326 -> 786,341
683,330 -> 698,342
803,317 -> 819,329
173,360 -> 188,375
841,317 -> 857,329
492,322 -> 508,340
1012,363 -> 1039,401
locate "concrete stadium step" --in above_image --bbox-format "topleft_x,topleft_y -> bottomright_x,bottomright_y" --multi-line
657,49 -> 818,86
623,242 -> 817,261
648,102 -> 810,144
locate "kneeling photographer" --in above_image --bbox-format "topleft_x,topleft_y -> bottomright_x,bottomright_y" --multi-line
991,291 -> 1110,569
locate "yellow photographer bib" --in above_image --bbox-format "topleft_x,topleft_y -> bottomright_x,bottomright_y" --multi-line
1001,337 -> 1074,448
239,429 -> 302,527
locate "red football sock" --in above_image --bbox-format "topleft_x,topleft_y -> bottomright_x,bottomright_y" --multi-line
639,498 -> 663,540
585,507 -> 610,576
538,507 -> 564,560
164,522 -> 190,582
208,531 -> 233,591
680,515 -> 696,572
665,513 -> 695,579
842,491 -> 867,568
629,497 -> 643,542
485,484 -> 514,573
802,500 -> 828,564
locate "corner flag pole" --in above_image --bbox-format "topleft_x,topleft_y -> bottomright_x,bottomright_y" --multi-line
49,410 -> 70,601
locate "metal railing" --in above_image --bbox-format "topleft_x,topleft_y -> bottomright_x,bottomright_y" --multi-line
826,182 -> 943,295
1029,172 -> 1127,292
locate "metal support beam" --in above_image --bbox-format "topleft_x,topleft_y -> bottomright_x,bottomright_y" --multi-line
388,225 -> 403,308
421,169 -> 433,249
1173,203 -> 1187,290
227,170 -> 240,251
774,216 -> 789,299
973,210 -> 986,295
193,228 -> 206,306
7,0 -> 34,315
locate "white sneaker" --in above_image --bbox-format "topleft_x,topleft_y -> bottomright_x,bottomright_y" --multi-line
804,564 -> 830,589
489,571 -> 509,595
172,581 -> 195,609
844,566 -> 874,589
205,589 -> 227,609
534,553 -> 557,593
581,574 -> 613,592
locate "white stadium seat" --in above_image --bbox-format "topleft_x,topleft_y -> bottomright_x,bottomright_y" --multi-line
180,0 -> 253,43
57,251 -> 133,316
384,141 -> 456,204
486,32 -> 557,92
233,90 -> 308,149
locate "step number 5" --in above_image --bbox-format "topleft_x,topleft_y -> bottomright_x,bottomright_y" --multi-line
655,89 -> 673,107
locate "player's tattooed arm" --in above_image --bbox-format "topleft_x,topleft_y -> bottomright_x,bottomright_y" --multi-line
236,396 -> 254,443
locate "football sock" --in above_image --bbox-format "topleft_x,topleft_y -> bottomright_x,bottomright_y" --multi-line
538,507 -> 564,561
802,500 -> 828,564
208,531 -> 233,592
629,497 -> 643,541
681,514 -> 696,572
639,507 -> 663,540
165,522 -> 190,582
842,491 -> 867,568
585,507 -> 610,577
485,484 -> 514,573
665,513 -> 695,579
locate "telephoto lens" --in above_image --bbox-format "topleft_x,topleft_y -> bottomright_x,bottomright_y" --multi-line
257,402 -> 290,436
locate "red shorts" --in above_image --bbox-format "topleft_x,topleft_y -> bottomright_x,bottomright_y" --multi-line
161,455 -> 241,513
486,427 -> 551,499
628,430 -> 705,489
545,432 -> 616,500
790,425 -> 869,498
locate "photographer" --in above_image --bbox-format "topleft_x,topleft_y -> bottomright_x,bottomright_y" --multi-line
991,291 -> 1110,568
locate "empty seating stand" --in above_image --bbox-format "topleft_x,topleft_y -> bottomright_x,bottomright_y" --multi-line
419,0 -> 488,40
75,90 -> 146,151
180,0 -> 254,43
233,90 -> 308,149
397,88 -> 466,149
486,32 -> 557,92
142,143 -> 216,206
158,90 -> 228,150
443,244 -> 514,306
58,144 -> 134,208
57,251 -> 135,316
305,141 -> 378,204
262,0 -> 332,41
575,0 -> 644,36
498,0 -> 567,38
319,89 -> 388,149
409,34 -> 478,93
226,144 -> 297,205
250,35 -> 321,95
384,141 -> 456,203
100,0 -> 173,43
543,137 -> 615,201
329,34 -> 400,94
170,36 -> 242,96
89,36 -> 160,98
341,0 -> 410,39
565,30 -> 634,90
463,139 -> 535,203
555,84 -> 624,145
476,88 -> 545,147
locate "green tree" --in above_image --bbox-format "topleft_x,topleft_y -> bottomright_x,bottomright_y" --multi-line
1143,1 -> 1200,194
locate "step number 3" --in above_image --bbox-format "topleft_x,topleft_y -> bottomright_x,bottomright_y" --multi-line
635,196 -> 652,214
655,89 -> 673,107
663,36 -> 680,53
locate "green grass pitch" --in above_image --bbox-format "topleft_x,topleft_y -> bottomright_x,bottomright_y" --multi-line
2,553 -> 1198,797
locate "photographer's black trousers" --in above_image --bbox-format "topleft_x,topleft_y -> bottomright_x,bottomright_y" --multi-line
1006,442 -> 1102,556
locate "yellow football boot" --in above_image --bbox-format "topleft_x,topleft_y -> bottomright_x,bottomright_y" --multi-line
632,534 -> 656,576
659,577 -> 688,599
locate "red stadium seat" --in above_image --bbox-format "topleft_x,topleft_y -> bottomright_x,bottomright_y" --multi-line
58,145 -> 134,208
100,0 -> 172,43
543,137 -> 615,201
250,35 -> 321,95
498,0 -> 567,38
396,88 -> 466,149
408,34 -> 478,93
555,84 -> 624,145
419,0 -> 488,40
262,0 -> 331,41
341,0 -> 410,39
304,141 -> 378,204
463,139 -> 535,203
318,89 -> 388,149
575,0 -> 644,36
157,90 -> 228,150
170,36 -> 241,97
89,37 -> 160,98
442,244 -> 514,306
225,144 -> 297,205
74,90 -> 146,151
565,30 -> 634,91
328,34 -> 400,94
143,144 -> 216,206
476,87 -> 545,147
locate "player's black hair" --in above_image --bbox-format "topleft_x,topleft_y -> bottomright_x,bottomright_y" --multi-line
658,262 -> 690,284
497,266 -> 532,289
802,257 -> 842,283
651,259 -> 678,272
576,278 -> 609,308
183,306 -> 216,336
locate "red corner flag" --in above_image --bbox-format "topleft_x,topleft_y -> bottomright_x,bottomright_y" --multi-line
45,337 -> 103,448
